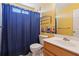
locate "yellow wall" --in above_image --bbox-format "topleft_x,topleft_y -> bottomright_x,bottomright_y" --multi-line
57,3 -> 79,36
57,13 -> 73,35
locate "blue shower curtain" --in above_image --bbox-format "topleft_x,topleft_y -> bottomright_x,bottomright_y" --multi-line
22,9 -> 31,54
30,12 -> 40,44
1,4 -> 9,56
1,4 -> 40,56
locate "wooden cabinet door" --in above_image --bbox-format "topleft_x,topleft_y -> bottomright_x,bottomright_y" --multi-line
44,41 -> 78,56
43,48 -> 55,56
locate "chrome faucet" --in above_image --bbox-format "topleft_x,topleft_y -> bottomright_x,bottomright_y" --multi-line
63,38 -> 70,41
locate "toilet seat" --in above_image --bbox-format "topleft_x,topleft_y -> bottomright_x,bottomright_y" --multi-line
30,43 -> 43,49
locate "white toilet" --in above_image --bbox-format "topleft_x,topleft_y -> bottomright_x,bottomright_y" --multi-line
30,43 -> 43,56
30,35 -> 48,56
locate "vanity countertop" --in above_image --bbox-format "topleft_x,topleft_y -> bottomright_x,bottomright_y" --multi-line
43,36 -> 79,54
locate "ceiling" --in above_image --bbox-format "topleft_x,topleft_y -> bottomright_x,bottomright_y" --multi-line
22,3 -> 71,9
21,3 -> 71,13
21,3 -> 55,12
21,3 -> 41,8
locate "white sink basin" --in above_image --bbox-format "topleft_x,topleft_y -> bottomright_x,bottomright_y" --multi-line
54,38 -> 79,48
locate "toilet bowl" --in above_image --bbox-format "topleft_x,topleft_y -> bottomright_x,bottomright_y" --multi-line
30,43 -> 43,56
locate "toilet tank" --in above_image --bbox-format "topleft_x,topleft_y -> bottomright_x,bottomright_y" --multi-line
39,35 -> 48,45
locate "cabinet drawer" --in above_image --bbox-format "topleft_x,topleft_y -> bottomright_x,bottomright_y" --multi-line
44,41 -> 77,56
43,48 -> 55,56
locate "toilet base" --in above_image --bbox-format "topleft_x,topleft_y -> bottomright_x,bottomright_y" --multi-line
32,50 -> 42,56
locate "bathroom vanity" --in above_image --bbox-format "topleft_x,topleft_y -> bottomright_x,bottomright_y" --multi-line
43,37 -> 79,56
